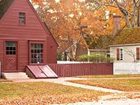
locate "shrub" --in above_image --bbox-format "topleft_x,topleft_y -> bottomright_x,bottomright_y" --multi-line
78,53 -> 114,63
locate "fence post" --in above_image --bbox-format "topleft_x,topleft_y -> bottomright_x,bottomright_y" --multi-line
0,62 -> 1,78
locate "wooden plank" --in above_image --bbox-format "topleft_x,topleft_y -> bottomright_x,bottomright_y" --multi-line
27,66 -> 46,78
49,63 -> 113,77
39,65 -> 58,78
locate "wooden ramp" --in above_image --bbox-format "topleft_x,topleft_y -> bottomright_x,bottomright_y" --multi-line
26,65 -> 58,79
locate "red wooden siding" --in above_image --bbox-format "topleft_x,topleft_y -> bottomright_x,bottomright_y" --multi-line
17,40 -> 29,71
0,61 -> 1,77
48,63 -> 113,77
0,0 -> 47,39
0,40 -> 4,71
46,36 -> 57,64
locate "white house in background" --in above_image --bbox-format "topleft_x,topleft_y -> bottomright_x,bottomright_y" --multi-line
110,28 -> 140,74
110,43 -> 140,74
110,43 -> 140,62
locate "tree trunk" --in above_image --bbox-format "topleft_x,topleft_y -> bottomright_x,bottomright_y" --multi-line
137,6 -> 140,27
125,16 -> 131,28
132,3 -> 137,27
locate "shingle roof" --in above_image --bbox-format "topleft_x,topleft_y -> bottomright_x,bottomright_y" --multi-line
0,0 -> 14,19
113,28 -> 140,45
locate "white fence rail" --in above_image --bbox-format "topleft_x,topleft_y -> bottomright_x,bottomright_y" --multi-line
113,62 -> 140,74
57,61 -> 92,64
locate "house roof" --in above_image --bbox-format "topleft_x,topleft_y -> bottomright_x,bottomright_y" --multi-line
112,28 -> 140,45
27,1 -> 58,46
43,22 -> 59,46
0,0 -> 58,46
0,0 -> 14,19
110,43 -> 140,47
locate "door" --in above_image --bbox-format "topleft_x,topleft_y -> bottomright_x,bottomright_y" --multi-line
4,41 -> 17,72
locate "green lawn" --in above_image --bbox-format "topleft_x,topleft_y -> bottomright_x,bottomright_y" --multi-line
0,82 -> 106,105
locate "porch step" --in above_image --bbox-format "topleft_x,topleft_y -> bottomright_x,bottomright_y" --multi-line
2,72 -> 29,80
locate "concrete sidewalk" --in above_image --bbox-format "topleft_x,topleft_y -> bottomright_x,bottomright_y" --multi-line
61,99 -> 140,105
13,77 -> 123,93
51,81 -> 123,93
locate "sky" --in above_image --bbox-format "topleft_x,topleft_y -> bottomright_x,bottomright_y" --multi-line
55,0 -> 85,3
30,0 -> 85,3
30,0 -> 86,9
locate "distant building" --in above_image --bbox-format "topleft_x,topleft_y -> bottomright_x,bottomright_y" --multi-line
110,28 -> 140,62
110,28 -> 140,74
110,43 -> 140,62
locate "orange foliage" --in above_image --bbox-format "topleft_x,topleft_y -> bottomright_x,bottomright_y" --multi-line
31,0 -> 127,50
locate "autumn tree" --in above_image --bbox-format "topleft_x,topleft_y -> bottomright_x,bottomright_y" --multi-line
31,0 -> 109,59
31,0 -> 132,60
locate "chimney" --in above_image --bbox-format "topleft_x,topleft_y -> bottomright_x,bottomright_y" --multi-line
113,15 -> 121,36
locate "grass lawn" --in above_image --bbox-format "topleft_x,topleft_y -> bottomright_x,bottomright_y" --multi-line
70,75 -> 140,92
0,79 -> 11,82
78,74 -> 140,78
0,82 -> 107,105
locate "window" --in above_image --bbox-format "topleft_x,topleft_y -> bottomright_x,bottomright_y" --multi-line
31,43 -> 43,63
6,42 -> 16,55
116,48 -> 123,60
136,47 -> 140,60
19,12 -> 26,25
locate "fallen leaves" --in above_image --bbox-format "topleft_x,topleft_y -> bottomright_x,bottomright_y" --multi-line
70,78 -> 140,92
0,82 -> 106,105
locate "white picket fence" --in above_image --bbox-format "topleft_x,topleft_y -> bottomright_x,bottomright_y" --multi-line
113,62 -> 140,74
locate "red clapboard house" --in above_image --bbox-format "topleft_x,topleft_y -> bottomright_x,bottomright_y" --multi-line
0,0 -> 58,74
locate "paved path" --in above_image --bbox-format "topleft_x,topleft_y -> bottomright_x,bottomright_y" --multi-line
60,99 -> 140,105
51,81 -> 123,93
13,77 -> 123,93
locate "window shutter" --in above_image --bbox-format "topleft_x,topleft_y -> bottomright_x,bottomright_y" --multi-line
117,48 -> 120,60
136,47 -> 140,60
